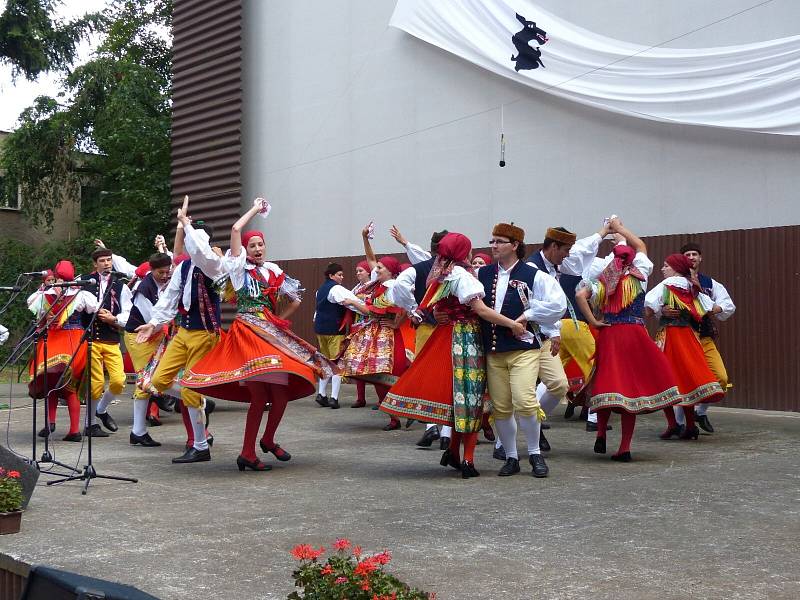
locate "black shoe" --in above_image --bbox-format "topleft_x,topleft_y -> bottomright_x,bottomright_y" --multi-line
539,431 -> 551,452
259,440 -> 291,461
147,415 -> 162,427
172,447 -> 211,463
461,460 -> 480,478
416,426 -> 440,447
84,423 -> 109,438
329,398 -> 340,409
594,436 -> 606,454
315,394 -> 330,407
439,436 -> 450,451
153,395 -> 175,412
564,402 -> 576,419
62,432 -> 82,442
95,411 -> 118,432
207,434 -> 214,448
586,422 -> 612,432
679,426 -> 700,440
382,419 -> 401,431
492,446 -> 507,461
529,454 -> 549,478
440,449 -> 461,470
579,406 -> 589,421
405,419 -> 416,429
204,398 -> 215,427
696,414 -> 714,433
659,424 -> 684,440
236,455 -> 272,471
351,400 -> 366,408
130,432 -> 161,447
541,422 -> 551,430
611,451 -> 632,462
498,457 -> 520,476
38,423 -> 56,438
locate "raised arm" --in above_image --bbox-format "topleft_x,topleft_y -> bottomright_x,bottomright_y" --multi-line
611,220 -> 646,255
362,223 -> 378,270
231,198 -> 267,258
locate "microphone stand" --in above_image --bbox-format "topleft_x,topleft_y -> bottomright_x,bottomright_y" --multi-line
48,273 -> 138,494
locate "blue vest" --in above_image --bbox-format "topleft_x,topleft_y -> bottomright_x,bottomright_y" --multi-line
527,252 -> 585,322
413,257 -> 437,326
314,279 -> 346,335
697,273 -> 717,339
477,262 -> 541,353
125,274 -> 160,334
604,293 -> 646,325
178,261 -> 221,331
80,272 -> 124,343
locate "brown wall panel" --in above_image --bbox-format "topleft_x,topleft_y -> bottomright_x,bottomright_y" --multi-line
272,226 -> 799,413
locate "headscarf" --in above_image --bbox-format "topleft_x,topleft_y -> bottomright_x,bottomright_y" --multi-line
53,261 -> 75,281
472,252 -> 491,266
356,260 -> 370,272
596,245 -> 645,313
665,253 -> 701,293
377,256 -> 402,277
427,232 -> 472,286
173,253 -> 190,266
135,262 -> 151,279
242,230 -> 264,249
42,269 -> 55,282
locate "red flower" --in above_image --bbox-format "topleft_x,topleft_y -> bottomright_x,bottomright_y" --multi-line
361,581 -> 371,591
335,577 -> 348,585
7,470 -> 20,478
354,558 -> 380,577
290,544 -> 325,561
353,545 -> 363,558
333,538 -> 352,551
321,565 -> 333,575
373,551 -> 391,565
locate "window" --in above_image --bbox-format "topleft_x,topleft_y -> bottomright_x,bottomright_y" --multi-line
0,176 -> 20,210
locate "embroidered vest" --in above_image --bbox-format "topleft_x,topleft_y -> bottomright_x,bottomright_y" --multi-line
80,273 -> 124,343
178,261 -> 221,331
528,252 -> 585,322
477,262 -> 541,353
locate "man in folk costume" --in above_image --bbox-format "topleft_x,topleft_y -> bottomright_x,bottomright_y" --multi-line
478,223 -> 566,478
80,247 -> 133,438
135,213 -> 223,464
527,222 -> 613,431
313,262 -> 367,409
670,242 -> 735,433
124,252 -> 173,447
389,226 -> 455,449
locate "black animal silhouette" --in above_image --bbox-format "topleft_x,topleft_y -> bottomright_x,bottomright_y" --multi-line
510,13 -> 548,71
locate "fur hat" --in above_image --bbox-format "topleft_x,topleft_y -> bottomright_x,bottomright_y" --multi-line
492,222 -> 525,243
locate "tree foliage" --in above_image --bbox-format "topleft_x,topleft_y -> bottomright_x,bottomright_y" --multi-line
0,0 -> 173,261
0,0 -> 97,79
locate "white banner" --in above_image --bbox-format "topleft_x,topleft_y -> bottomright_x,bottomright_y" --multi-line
390,0 -> 800,135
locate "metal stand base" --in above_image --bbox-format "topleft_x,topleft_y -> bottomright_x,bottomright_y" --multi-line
47,464 -> 138,495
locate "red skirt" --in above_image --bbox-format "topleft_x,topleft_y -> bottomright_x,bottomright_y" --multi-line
28,328 -> 87,399
660,326 -> 724,406
181,314 -> 336,403
589,324 -> 681,414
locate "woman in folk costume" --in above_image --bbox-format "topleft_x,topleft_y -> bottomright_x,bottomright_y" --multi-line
347,260 -> 374,408
396,262 -> 417,361
181,199 -> 338,472
575,223 -> 681,462
471,252 -> 491,270
27,260 -> 99,442
644,253 -> 725,440
338,225 -> 408,431
381,233 -> 526,477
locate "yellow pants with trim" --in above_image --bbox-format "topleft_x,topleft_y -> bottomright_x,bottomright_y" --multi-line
415,323 -> 435,354
539,339 -> 570,400
486,349 -> 541,420
123,331 -> 165,400
559,319 -> 595,381
150,327 -> 219,409
700,336 -> 729,390
89,341 -> 126,401
316,334 -> 344,360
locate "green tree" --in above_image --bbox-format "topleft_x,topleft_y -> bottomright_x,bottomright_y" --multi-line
0,0 -> 97,79
0,0 -> 173,261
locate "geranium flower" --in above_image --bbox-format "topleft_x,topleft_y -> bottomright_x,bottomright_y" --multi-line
373,551 -> 391,565
290,544 -> 325,561
333,538 -> 351,551
335,577 -> 348,585
321,564 -> 334,575
354,558 -> 379,577
7,471 -> 20,478
353,545 -> 362,558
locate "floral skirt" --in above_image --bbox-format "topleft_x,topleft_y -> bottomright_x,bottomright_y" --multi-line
658,326 -> 724,406
338,321 -> 407,386
181,313 -> 337,402
380,320 -> 485,432
28,329 -> 87,399
589,324 -> 681,414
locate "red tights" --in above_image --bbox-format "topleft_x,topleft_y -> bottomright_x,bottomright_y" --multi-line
663,406 -> 694,430
46,389 -> 80,434
596,409 -> 637,456
356,380 -> 366,403
375,384 -> 399,427
447,431 -> 478,463
241,382 -> 289,462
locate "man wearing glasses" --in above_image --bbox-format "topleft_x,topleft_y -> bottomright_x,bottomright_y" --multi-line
476,223 -> 566,478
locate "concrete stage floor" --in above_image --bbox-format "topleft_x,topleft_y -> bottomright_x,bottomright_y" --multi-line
1,386 -> 798,600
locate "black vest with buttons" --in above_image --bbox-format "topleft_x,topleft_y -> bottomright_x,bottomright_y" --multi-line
477,261 -> 541,353
80,272 -> 124,343
527,251 -> 585,322
314,279 -> 346,335
697,273 -> 718,339
178,261 -> 221,331
412,257 -> 437,326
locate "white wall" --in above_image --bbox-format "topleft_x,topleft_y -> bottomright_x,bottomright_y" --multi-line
242,0 -> 800,261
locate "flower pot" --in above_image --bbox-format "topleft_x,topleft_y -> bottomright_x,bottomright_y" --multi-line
0,510 -> 22,534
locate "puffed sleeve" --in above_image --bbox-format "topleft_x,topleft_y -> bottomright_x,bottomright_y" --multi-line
450,267 -> 484,305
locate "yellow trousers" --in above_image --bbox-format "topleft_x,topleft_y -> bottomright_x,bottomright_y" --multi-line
150,327 -> 219,409
89,341 -> 126,401
123,331 -> 164,400
486,350 -> 541,420
539,340 -> 570,400
316,334 -> 344,360
559,319 -> 595,381
700,336 -> 730,390
415,323 -> 435,354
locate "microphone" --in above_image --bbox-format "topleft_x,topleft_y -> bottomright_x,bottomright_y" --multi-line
21,271 -> 50,277
0,286 -> 22,292
48,278 -> 97,287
